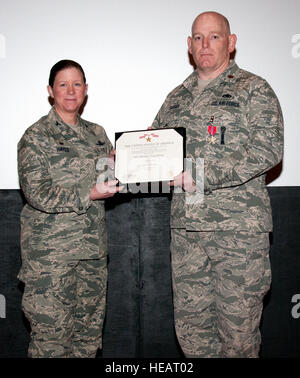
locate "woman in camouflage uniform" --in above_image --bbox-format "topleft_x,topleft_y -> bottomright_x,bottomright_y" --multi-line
18,60 -> 120,357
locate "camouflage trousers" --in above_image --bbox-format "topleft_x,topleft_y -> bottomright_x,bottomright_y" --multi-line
170,229 -> 271,358
21,257 -> 107,358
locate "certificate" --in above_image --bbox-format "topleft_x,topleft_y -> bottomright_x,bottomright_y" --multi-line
115,128 -> 185,184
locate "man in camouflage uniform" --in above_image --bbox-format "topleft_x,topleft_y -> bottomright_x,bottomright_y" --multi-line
152,12 -> 283,357
18,103 -> 114,357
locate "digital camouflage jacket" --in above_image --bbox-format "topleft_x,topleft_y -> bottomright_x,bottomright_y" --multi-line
18,107 -> 112,279
152,61 -> 284,232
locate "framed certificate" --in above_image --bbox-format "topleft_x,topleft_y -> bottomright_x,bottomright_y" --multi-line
115,127 -> 186,184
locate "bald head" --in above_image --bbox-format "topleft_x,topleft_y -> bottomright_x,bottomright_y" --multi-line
192,12 -> 231,35
188,11 -> 237,79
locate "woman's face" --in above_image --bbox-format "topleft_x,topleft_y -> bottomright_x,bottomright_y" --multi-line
47,67 -> 88,120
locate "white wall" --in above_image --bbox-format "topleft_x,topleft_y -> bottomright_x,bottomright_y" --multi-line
0,0 -> 299,188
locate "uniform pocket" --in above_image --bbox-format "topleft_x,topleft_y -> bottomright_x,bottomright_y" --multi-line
21,266 -> 77,336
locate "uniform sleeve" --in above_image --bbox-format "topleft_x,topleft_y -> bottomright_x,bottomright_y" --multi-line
204,80 -> 284,192
18,131 -> 94,215
95,126 -> 114,182
151,97 -> 169,130
104,129 -> 113,154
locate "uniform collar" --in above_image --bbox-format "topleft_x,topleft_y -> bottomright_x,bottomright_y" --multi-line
47,107 -> 83,129
183,60 -> 240,95
46,107 -> 87,139
46,107 -> 99,146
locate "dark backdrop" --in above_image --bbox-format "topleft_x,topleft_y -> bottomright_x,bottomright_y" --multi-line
0,187 -> 299,358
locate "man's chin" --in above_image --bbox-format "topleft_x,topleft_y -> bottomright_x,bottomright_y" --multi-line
200,59 -> 213,67
197,58 -> 214,67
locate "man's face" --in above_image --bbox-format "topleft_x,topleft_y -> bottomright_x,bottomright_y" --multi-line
187,13 -> 236,79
